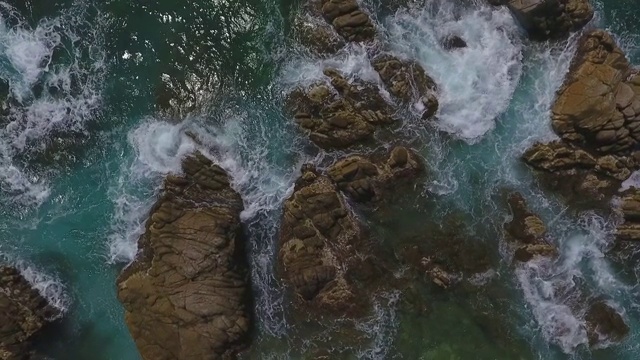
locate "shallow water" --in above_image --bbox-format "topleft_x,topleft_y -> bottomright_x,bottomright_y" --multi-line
1,0 -> 640,359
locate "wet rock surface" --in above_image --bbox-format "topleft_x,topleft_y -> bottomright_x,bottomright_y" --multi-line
117,153 -> 251,360
0,266 -> 59,360
278,165 -> 369,313
501,0 -> 593,40
287,68 -> 395,149
320,0 -> 376,42
585,301 -> 629,346
372,54 -> 439,119
293,13 -> 346,54
441,35 -> 467,50
615,188 -> 640,241
327,146 -> 423,202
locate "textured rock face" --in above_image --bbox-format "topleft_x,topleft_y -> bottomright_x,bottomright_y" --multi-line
327,146 -> 422,202
0,266 -> 59,360
615,188 -> 640,241
320,0 -> 375,42
117,153 -> 251,360
278,165 -> 366,312
287,69 -> 395,149
504,192 -> 557,262
585,301 -> 629,346
294,13 -> 345,54
553,30 -> 640,155
372,55 -> 439,119
505,0 -> 593,40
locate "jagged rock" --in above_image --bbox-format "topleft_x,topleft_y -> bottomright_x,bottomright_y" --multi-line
441,35 -> 467,50
615,188 -> 640,241
278,165 -> 367,313
371,54 -> 439,119
320,0 -> 375,42
553,30 -> 640,155
504,192 -> 547,243
117,153 -> 251,360
0,266 -> 59,360
294,12 -> 346,54
327,146 -> 422,202
522,141 -> 626,202
287,68 -> 395,149
502,0 -> 593,40
513,243 -> 558,262
585,301 -> 629,346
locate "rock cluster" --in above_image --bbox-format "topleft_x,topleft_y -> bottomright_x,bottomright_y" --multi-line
320,0 -> 376,43
584,301 -> 630,346
327,146 -> 422,202
0,266 -> 59,360
493,0 -> 593,40
504,192 -> 557,262
615,188 -> 640,241
287,69 -> 395,149
117,153 -> 251,360
278,165 -> 366,312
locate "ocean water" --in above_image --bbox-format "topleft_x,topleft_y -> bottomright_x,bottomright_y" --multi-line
1,0 -> 640,359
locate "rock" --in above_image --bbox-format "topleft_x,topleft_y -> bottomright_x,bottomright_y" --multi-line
321,0 -> 375,42
552,30 -> 640,155
504,192 -> 546,243
287,68 -> 395,149
278,165 -> 366,313
327,146 -> 422,202
504,0 -> 594,40
371,54 -> 439,119
584,301 -> 629,346
615,188 -> 640,241
0,266 -> 59,360
294,12 -> 345,54
441,35 -> 467,50
513,243 -> 558,262
117,153 -> 251,360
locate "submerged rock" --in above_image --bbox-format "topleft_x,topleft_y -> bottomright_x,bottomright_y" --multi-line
441,35 -> 467,50
117,153 -> 251,360
327,146 -> 423,202
278,165 -> 367,313
320,0 -> 376,42
585,301 -> 629,346
504,192 -> 557,262
615,188 -> 640,241
500,0 -> 593,40
0,266 -> 59,360
287,68 -> 395,149
293,13 -> 345,54
371,54 -> 439,119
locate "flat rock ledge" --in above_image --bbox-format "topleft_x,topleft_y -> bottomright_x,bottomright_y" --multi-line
117,153 -> 251,360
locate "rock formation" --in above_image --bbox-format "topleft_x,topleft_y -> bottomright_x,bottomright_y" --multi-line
441,35 -> 467,50
493,0 -> 593,40
327,146 -> 422,202
294,13 -> 345,54
584,300 -> 629,346
278,165 -> 369,313
615,188 -> 640,241
287,68 -> 395,149
117,153 -> 251,360
504,192 -> 557,262
372,55 -> 439,119
0,266 -> 59,360
320,0 -> 375,42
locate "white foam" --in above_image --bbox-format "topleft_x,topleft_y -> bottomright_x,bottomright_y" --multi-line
355,291 -> 401,359
383,1 -> 522,141
620,170 -> 640,192
14,260 -> 71,317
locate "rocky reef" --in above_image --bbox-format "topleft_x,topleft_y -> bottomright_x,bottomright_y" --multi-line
504,192 -> 557,262
117,153 -> 251,360
491,0 -> 593,40
615,188 -> 640,241
0,266 -> 59,360
585,300 -> 630,346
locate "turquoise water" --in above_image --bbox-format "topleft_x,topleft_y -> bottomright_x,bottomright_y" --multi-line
0,0 -> 640,359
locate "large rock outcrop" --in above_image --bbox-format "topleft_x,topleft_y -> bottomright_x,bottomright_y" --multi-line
327,146 -> 422,202
372,55 -> 439,119
320,0 -> 375,43
117,153 -> 251,360
287,69 -> 395,149
496,0 -> 593,40
553,30 -> 640,155
0,266 -> 59,360
278,165 -> 369,313
504,192 -> 557,262
584,300 -> 629,346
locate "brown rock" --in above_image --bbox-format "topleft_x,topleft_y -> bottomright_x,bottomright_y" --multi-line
585,301 -> 629,346
294,13 -> 345,54
117,153 -> 251,360
504,0 -> 593,40
321,0 -> 375,42
371,54 -> 439,119
615,188 -> 640,241
278,166 -> 365,312
0,266 -> 59,360
504,192 -> 546,243
513,243 -> 558,262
